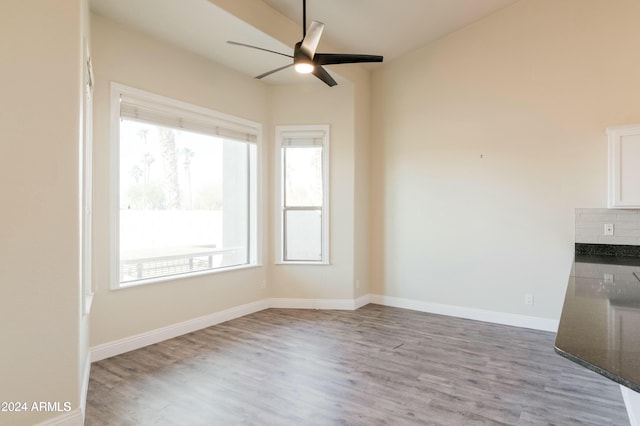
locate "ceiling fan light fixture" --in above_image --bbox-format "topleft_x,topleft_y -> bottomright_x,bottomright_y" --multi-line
227,0 -> 382,87
294,62 -> 314,74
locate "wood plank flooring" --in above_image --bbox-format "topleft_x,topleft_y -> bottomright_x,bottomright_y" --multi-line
85,304 -> 629,425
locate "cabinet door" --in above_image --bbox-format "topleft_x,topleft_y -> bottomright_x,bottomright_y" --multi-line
607,125 -> 640,208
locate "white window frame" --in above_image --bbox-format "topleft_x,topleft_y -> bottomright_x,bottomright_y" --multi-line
110,83 -> 261,289
81,37 -> 94,314
275,125 -> 330,264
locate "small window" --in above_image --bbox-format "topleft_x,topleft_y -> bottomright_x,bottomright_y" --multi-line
110,84 -> 260,288
275,125 -> 329,264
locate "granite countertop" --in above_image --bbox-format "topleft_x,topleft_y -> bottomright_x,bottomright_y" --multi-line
554,244 -> 640,392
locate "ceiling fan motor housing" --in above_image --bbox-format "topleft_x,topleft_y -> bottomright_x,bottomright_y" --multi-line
293,41 -> 314,70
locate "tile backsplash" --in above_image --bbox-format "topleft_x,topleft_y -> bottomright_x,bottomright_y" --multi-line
575,208 -> 640,246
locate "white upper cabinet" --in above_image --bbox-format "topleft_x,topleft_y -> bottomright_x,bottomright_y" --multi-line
607,125 -> 640,208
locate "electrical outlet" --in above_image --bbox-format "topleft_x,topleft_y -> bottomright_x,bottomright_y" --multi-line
260,280 -> 266,289
604,223 -> 614,236
525,293 -> 534,306
355,279 -> 360,289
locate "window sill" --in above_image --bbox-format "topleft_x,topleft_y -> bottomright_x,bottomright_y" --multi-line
275,261 -> 330,266
111,263 -> 262,290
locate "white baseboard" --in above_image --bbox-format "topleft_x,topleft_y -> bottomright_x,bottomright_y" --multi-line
354,294 -> 371,309
268,297 -> 362,310
622,385 -> 640,426
369,294 -> 559,332
90,299 -> 270,362
89,296 -> 370,363
34,409 -> 83,426
90,293 -> 558,364
82,291 -> 560,426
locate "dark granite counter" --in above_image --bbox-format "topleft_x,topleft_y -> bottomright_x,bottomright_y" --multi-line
555,244 -> 640,393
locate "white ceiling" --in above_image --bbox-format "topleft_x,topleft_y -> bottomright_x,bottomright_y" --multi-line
261,0 -> 518,62
90,0 -> 519,85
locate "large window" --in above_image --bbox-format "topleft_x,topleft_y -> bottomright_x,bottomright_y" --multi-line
275,125 -> 329,263
111,84 -> 259,288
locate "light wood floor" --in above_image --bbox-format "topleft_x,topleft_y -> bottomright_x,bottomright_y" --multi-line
86,304 -> 629,425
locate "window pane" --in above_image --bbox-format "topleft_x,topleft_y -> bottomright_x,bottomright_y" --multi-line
284,146 -> 322,207
284,209 -> 322,261
119,119 -> 249,283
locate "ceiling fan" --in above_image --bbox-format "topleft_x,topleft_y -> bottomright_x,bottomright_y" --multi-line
227,0 -> 383,87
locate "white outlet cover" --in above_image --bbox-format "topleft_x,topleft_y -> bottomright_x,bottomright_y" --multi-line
604,224 -> 614,236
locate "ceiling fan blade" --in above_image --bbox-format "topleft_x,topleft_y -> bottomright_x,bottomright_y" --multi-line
300,20 -> 324,58
255,63 -> 294,79
314,53 -> 383,66
312,65 -> 337,87
227,41 -> 293,59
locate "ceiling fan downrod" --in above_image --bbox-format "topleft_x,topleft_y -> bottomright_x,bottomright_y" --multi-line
303,0 -> 307,38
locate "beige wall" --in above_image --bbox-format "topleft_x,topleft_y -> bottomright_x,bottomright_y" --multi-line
0,1 -> 84,424
90,14 -> 271,346
269,84 -> 357,300
370,0 -> 640,320
16,0 -> 640,422
211,0 -> 372,301
5,1 -> 638,422
353,73 -> 372,298
89,0 -> 373,342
